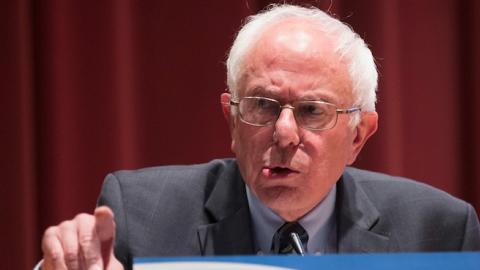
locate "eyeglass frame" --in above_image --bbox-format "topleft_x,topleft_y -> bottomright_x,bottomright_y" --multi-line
229,96 -> 361,131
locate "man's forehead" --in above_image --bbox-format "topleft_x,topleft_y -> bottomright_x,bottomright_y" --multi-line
254,18 -> 336,57
242,18 -> 341,78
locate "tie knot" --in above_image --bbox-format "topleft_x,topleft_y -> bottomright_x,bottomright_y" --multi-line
271,222 -> 309,254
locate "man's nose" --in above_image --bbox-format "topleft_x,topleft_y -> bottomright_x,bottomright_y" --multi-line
274,108 -> 301,148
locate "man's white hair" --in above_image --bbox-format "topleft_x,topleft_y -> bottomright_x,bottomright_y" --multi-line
226,4 -> 378,125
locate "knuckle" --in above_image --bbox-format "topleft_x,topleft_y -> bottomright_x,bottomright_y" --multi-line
45,248 -> 63,262
78,234 -> 95,247
75,212 -> 93,221
78,233 -> 102,265
58,220 -> 74,229
83,250 -> 102,265
61,218 -> 74,224
63,251 -> 79,265
41,227 -> 59,250
44,225 -> 59,235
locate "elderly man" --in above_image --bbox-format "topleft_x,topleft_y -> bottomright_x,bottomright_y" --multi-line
40,4 -> 480,270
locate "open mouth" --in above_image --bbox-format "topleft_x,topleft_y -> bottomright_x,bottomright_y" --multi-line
262,166 -> 299,178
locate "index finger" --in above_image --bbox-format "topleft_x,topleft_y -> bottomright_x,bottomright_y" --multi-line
94,206 -> 116,266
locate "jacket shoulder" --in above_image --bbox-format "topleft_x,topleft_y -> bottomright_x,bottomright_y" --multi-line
112,158 -> 237,183
342,167 -> 479,251
109,158 -> 237,199
344,167 -> 465,208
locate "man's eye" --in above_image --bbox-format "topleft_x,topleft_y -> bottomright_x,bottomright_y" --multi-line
256,99 -> 274,110
300,104 -> 324,116
256,99 -> 266,107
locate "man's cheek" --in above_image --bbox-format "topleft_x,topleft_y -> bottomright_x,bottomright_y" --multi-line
231,128 -> 246,154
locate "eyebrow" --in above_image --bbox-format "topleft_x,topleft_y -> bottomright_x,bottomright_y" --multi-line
299,91 -> 337,103
245,86 -> 274,97
245,86 -> 338,104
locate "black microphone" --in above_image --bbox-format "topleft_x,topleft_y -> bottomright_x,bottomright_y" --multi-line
290,232 -> 306,256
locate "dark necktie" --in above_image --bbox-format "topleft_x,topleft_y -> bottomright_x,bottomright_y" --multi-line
271,222 -> 309,254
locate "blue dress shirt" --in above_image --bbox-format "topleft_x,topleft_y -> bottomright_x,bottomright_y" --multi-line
246,185 -> 337,254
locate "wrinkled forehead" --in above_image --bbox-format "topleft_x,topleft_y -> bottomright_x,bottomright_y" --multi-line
238,18 -> 353,103
253,18 -> 337,58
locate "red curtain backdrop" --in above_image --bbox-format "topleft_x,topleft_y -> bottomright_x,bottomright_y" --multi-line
2,0 -> 479,268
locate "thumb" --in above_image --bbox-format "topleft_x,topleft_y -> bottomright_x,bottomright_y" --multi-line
94,206 -> 117,267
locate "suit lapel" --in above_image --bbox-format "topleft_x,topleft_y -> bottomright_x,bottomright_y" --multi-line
197,162 -> 255,255
337,169 -> 391,253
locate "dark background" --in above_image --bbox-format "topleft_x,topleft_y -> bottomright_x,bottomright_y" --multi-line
2,0 -> 479,268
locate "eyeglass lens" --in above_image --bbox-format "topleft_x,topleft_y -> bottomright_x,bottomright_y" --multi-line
238,97 -> 337,130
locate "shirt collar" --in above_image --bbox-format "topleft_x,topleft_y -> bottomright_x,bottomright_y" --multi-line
246,185 -> 337,254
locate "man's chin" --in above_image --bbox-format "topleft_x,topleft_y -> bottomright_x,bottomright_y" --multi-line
257,186 -> 308,219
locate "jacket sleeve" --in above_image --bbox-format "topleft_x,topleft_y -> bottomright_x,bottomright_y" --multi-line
461,203 -> 480,251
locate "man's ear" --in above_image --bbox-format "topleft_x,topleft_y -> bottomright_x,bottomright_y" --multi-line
220,92 -> 230,117
347,111 -> 378,165
220,92 -> 238,153
220,92 -> 234,129
220,93 -> 235,133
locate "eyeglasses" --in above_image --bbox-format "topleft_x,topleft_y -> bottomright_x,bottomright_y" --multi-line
230,96 -> 361,131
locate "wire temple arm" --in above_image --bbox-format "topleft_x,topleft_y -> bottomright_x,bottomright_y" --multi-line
337,107 -> 361,114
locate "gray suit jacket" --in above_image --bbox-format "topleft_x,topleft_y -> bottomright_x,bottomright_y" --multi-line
97,159 -> 480,269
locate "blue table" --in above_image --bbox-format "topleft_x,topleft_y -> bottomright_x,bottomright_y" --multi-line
134,252 -> 480,270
